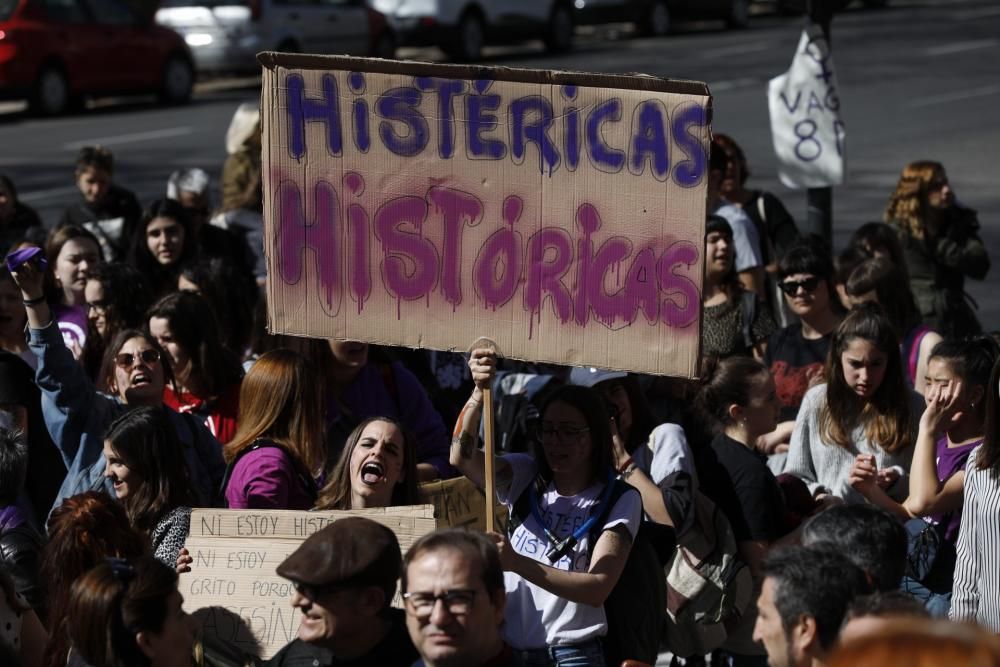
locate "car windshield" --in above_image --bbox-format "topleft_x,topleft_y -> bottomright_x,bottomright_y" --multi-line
0,0 -> 19,21
158,0 -> 249,7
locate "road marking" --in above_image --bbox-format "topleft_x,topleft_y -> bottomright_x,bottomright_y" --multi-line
702,42 -> 770,59
709,77 -> 759,92
953,6 -> 1000,20
18,186 -> 81,203
925,39 -> 998,56
909,84 -> 1000,108
63,126 -> 193,150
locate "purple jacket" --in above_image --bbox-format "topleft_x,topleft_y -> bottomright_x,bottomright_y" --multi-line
224,445 -> 315,510
333,361 -> 454,478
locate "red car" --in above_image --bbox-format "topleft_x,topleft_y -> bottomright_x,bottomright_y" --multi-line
0,0 -> 195,115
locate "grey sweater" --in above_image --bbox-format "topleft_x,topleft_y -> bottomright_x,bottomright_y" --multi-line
783,384 -> 922,504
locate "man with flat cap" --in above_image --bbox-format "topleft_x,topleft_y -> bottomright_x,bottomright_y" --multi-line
267,516 -> 418,666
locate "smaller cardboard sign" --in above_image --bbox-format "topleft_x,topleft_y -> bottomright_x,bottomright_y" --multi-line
768,26 -> 846,188
420,476 -> 508,533
182,506 -> 436,659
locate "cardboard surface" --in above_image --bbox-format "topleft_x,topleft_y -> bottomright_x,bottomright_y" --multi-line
261,54 -> 710,378
181,506 -> 436,659
420,475 -> 508,532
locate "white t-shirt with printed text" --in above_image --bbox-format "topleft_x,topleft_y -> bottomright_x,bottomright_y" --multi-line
498,453 -> 642,649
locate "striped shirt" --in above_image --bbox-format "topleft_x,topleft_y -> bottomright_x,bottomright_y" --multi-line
951,447 -> 1000,631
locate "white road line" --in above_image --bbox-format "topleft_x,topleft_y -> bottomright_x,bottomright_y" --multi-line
925,39 -> 998,56
909,84 -> 1000,108
62,126 -> 193,150
18,186 -> 81,203
709,77 -> 759,92
953,6 -> 1000,20
702,42 -> 770,59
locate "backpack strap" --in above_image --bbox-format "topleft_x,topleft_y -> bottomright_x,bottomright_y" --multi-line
740,291 -> 757,351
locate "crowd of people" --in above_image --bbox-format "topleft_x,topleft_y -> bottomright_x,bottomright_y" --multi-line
0,118 -> 996,667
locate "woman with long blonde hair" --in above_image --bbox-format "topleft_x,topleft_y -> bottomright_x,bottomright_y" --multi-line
223,349 -> 325,509
884,160 -> 989,338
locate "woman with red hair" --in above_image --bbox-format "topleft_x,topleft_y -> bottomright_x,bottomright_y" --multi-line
39,491 -> 145,667
885,161 -> 989,338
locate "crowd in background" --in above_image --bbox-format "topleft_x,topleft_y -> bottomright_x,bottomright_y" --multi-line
0,104 -> 996,667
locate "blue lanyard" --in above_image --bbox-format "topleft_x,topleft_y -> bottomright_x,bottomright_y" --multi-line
529,469 -> 616,564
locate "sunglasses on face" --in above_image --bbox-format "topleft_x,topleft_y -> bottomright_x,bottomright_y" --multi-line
779,277 -> 821,296
114,349 -> 160,369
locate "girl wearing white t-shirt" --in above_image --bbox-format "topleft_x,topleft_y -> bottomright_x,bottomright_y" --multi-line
452,348 -> 640,667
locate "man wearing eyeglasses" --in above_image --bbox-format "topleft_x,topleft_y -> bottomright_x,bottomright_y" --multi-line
403,529 -> 523,667
269,517 -> 418,667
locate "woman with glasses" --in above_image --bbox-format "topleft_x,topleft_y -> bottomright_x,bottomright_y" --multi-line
66,556 -> 195,667
8,260 -> 225,514
223,349 -> 325,510
845,257 -> 943,396
885,161 -> 989,339
80,263 -> 152,383
450,348 -> 641,667
701,215 -> 777,361
148,291 -> 244,444
758,237 -> 842,456
783,304 -> 921,505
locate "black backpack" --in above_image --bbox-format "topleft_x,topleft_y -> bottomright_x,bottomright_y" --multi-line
507,478 -> 669,666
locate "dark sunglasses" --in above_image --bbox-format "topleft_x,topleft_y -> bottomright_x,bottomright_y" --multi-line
779,277 -> 821,295
114,349 -> 160,368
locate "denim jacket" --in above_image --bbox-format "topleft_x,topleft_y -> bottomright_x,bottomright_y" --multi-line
28,322 -> 226,512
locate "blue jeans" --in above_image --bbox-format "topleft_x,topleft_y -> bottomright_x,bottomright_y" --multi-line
902,575 -> 952,618
521,639 -> 606,667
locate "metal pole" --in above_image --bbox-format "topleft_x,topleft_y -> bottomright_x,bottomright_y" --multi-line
806,0 -> 833,244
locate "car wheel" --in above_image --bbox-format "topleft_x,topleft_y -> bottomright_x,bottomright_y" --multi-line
640,0 -> 670,37
447,12 -> 484,62
30,65 -> 70,116
160,55 -> 194,105
545,4 -> 573,53
725,0 -> 750,29
372,30 -> 396,59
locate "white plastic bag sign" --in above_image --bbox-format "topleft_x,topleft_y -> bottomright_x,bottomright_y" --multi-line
768,26 -> 846,189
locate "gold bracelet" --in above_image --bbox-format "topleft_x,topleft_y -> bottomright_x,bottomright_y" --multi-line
621,464 -> 638,479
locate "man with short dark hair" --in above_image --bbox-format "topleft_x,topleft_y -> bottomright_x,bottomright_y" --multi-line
801,504 -> 907,592
269,517 -> 417,666
753,546 -> 869,667
403,528 -> 522,667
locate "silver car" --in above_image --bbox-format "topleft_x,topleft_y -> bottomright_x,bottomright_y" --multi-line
155,0 -> 395,74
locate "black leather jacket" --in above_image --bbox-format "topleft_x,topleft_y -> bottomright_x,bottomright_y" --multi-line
0,520 -> 45,618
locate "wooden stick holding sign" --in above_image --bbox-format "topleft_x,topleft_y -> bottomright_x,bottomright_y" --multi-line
471,337 -> 499,533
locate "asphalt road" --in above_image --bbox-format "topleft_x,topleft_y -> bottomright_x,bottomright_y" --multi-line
3,0 -> 999,326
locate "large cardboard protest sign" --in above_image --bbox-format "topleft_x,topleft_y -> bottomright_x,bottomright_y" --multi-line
181,506 -> 435,659
259,54 -> 711,378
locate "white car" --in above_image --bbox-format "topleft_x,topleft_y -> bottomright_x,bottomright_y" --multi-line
372,0 -> 572,61
155,0 -> 396,75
